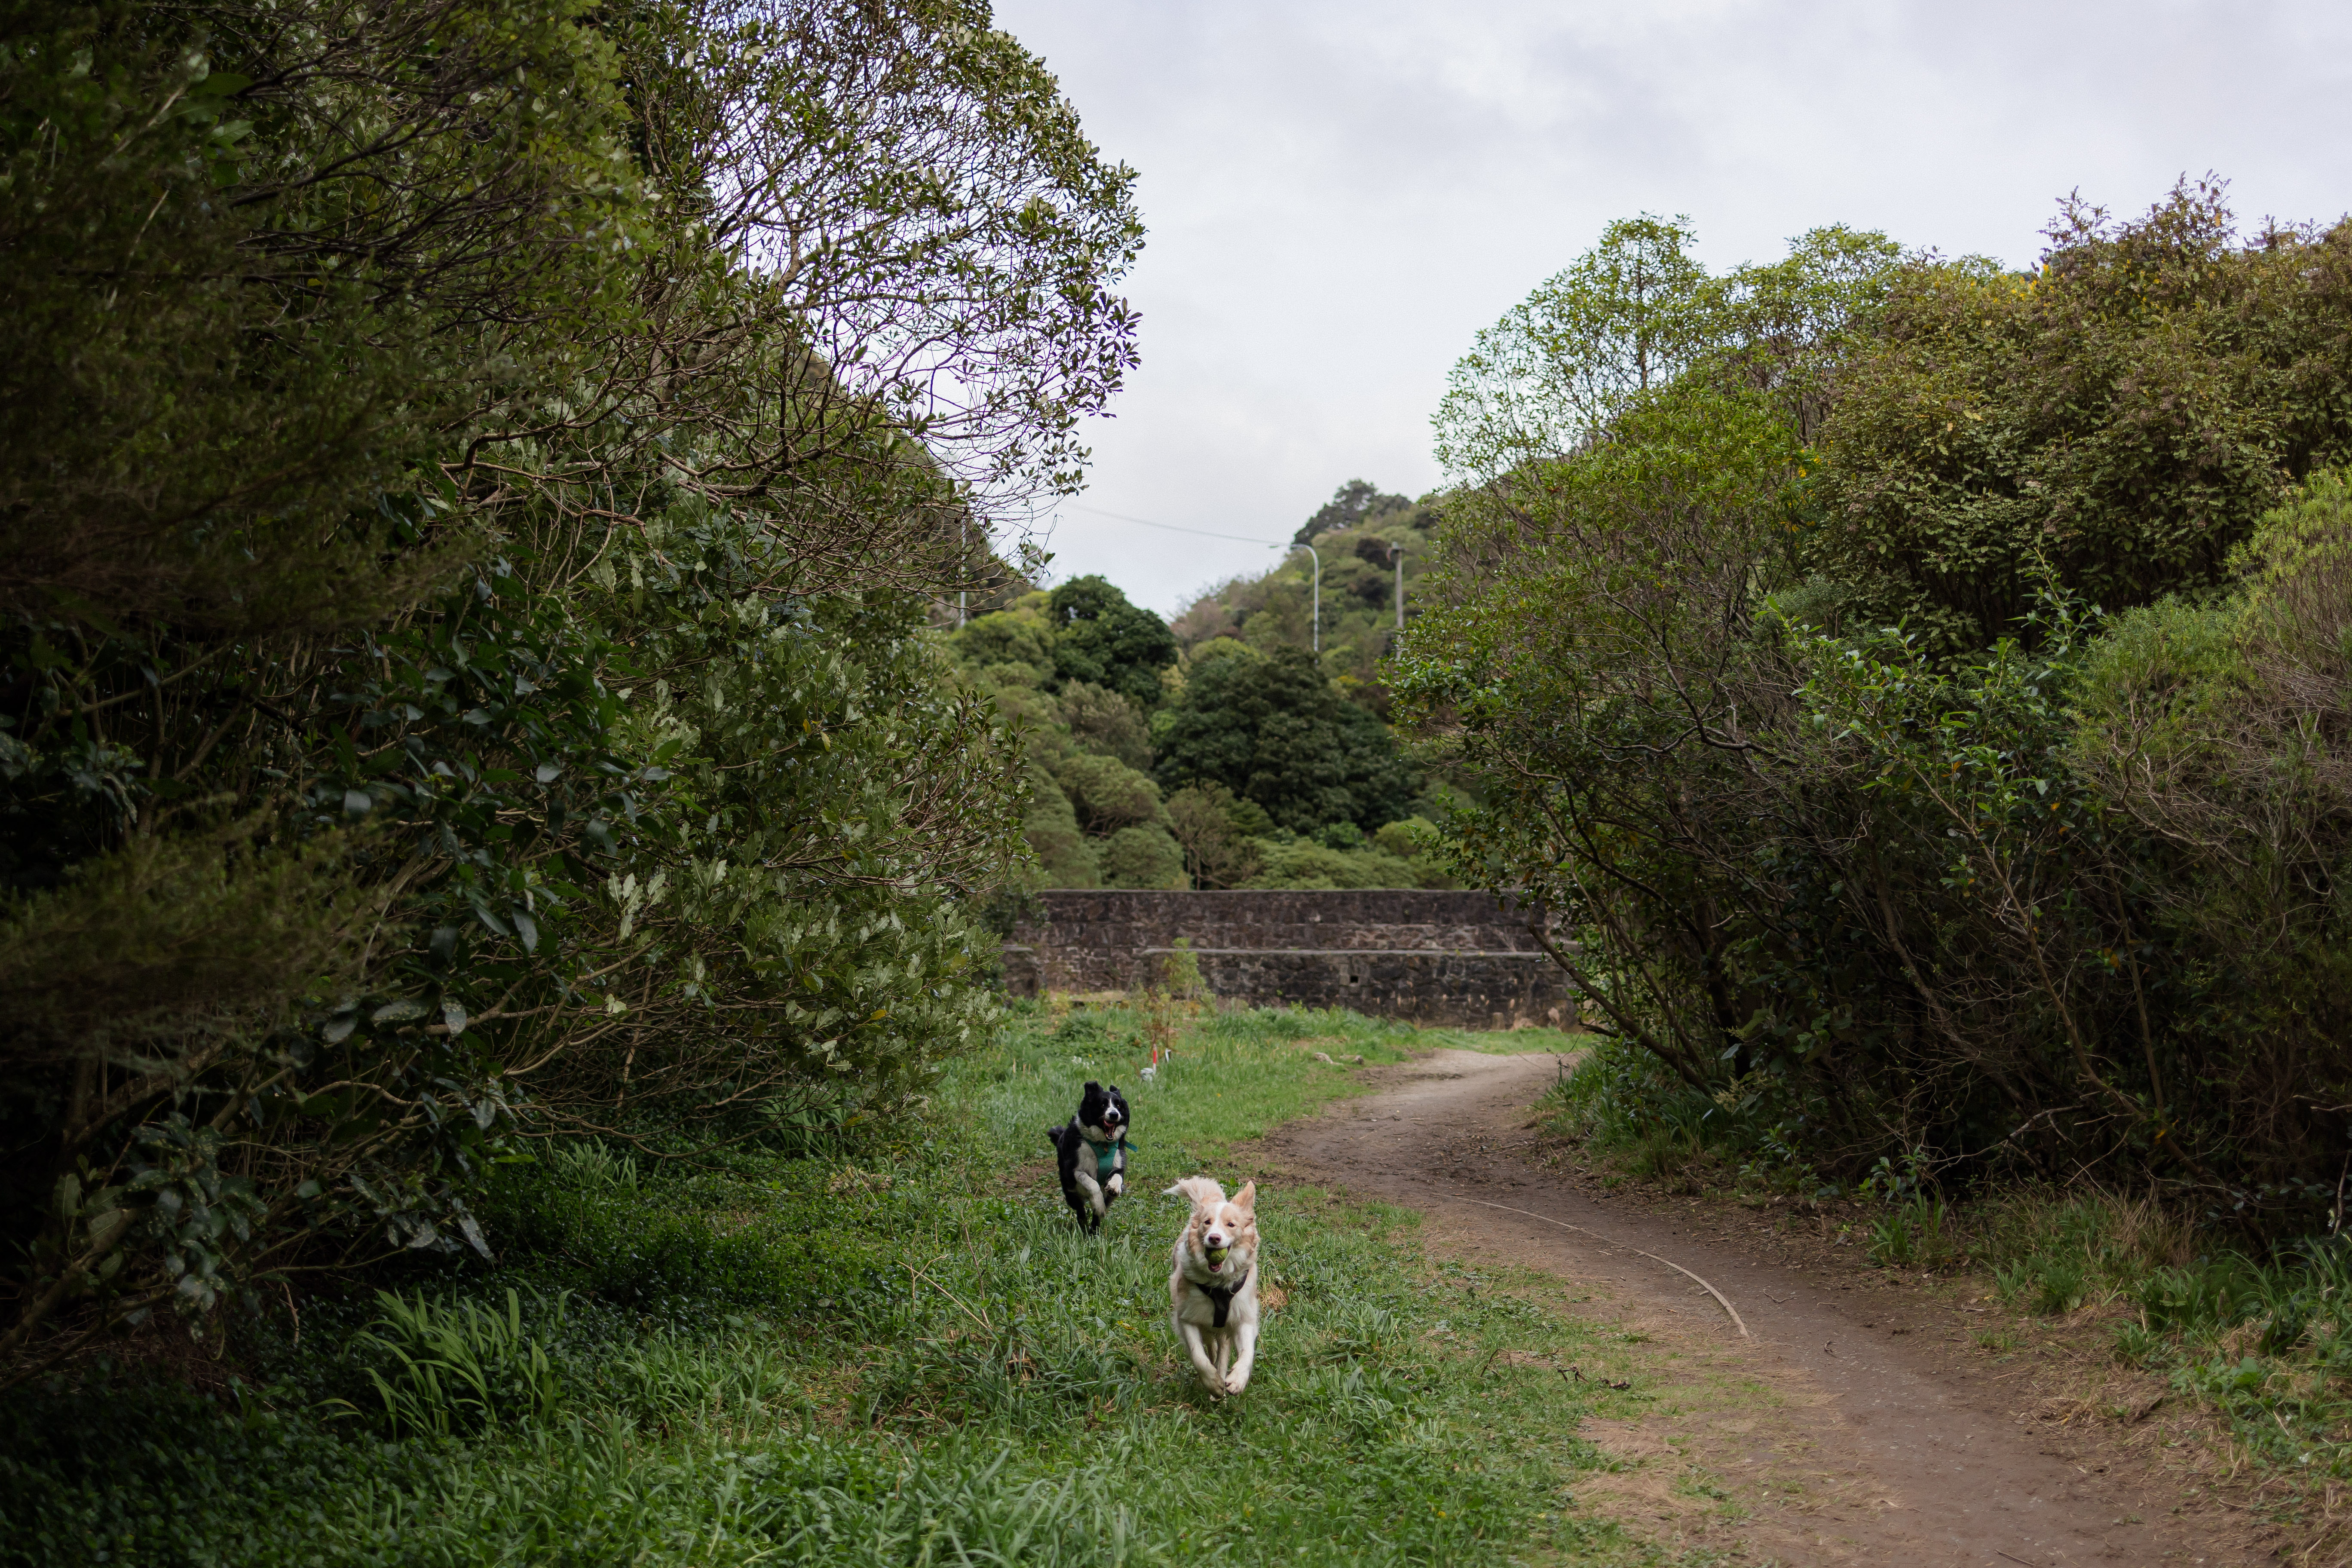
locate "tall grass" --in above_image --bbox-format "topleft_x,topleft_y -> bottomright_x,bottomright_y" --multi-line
334,1288 -> 567,1438
1966,1191 -> 2352,1474
1538,1032 -> 1752,1191
0,1002 -> 1672,1567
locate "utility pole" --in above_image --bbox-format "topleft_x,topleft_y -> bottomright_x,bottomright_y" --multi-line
1393,545 -> 1405,631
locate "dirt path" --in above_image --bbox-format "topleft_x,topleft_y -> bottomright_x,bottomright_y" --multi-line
1258,1050 -> 2268,1567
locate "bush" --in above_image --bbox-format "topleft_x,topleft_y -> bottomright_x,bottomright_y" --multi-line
1098,824 -> 1187,889
1249,839 -> 1418,891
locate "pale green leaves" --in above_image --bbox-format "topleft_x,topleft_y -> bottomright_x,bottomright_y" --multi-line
1432,216 -> 1901,484
1433,214 -> 1713,481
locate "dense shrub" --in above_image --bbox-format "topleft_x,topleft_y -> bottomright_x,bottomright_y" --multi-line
0,0 -> 1140,1376
1403,185 -> 2352,1224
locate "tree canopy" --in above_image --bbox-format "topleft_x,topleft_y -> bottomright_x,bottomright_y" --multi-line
0,0 -> 1139,1377
1155,646 -> 1418,836
1045,575 -> 1180,705
1397,181 -> 2352,1222
1809,181 -> 2352,651
1294,479 -> 1414,545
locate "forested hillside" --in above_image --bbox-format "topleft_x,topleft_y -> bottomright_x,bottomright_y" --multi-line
1170,479 -> 1437,717
940,511 -> 1457,889
1398,190 -> 2352,1220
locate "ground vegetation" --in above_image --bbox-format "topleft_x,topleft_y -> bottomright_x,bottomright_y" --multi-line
0,1005 -> 1682,1567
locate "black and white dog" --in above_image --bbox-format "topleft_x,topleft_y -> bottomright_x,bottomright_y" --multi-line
1047,1081 -> 1130,1232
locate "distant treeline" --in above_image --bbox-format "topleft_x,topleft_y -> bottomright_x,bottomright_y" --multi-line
944,501 -> 1458,891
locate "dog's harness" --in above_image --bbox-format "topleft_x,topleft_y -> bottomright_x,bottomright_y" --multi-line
1197,1265 -> 1250,1328
1088,1135 -> 1129,1183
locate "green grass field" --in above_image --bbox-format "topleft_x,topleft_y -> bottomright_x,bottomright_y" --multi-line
0,1004 -> 1703,1567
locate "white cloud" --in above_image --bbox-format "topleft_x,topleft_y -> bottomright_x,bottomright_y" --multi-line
990,0 -> 2352,612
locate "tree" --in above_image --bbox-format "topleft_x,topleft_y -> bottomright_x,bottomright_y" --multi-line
1047,575 -> 1178,706
1165,784 -> 1262,889
1097,824 -> 1188,889
1432,214 -> 1717,484
1402,190 -> 2352,1218
1155,647 -> 1416,834
0,0 -> 1138,1377
1295,480 -> 1410,545
1398,216 -> 1906,1119
1810,180 -> 2352,653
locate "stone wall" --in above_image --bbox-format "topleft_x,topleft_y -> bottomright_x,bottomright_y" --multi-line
1001,890 -> 1577,1029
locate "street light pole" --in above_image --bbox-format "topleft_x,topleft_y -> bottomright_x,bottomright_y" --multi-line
1295,542 -> 1320,652
1270,540 -> 1323,652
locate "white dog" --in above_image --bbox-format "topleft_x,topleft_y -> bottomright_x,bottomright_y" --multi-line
1165,1176 -> 1262,1396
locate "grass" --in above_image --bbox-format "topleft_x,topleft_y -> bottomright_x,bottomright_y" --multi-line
0,1002 -> 1702,1567
1976,1191 -> 2352,1478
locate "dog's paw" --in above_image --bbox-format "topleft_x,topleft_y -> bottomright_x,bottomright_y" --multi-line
1106,1173 -> 1124,1197
1222,1371 -> 1250,1395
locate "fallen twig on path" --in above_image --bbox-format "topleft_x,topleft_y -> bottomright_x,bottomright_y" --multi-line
1452,1194 -> 1751,1338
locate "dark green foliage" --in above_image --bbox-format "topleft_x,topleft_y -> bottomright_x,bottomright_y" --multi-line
1052,753 -> 1165,834
1155,647 -> 1418,836
0,0 -> 634,631
1016,760 -> 1101,888
0,0 -> 1141,1375
1402,187 -> 2352,1220
1094,823 -> 1186,889
1813,180 -> 2352,653
1295,478 -> 1413,545
1044,575 -> 1178,706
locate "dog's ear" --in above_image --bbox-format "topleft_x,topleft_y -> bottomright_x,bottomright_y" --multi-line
1082,1080 -> 1103,1093
1232,1180 -> 1257,1216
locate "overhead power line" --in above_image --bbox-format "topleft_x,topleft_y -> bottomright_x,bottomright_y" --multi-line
1059,500 -> 1286,548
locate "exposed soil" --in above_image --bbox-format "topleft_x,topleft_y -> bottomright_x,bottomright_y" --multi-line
1253,1049 -> 2307,1567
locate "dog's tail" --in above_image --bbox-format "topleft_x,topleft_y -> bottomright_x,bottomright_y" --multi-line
1164,1175 -> 1225,1209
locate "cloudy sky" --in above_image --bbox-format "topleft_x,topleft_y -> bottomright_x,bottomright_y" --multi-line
987,0 -> 2352,614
